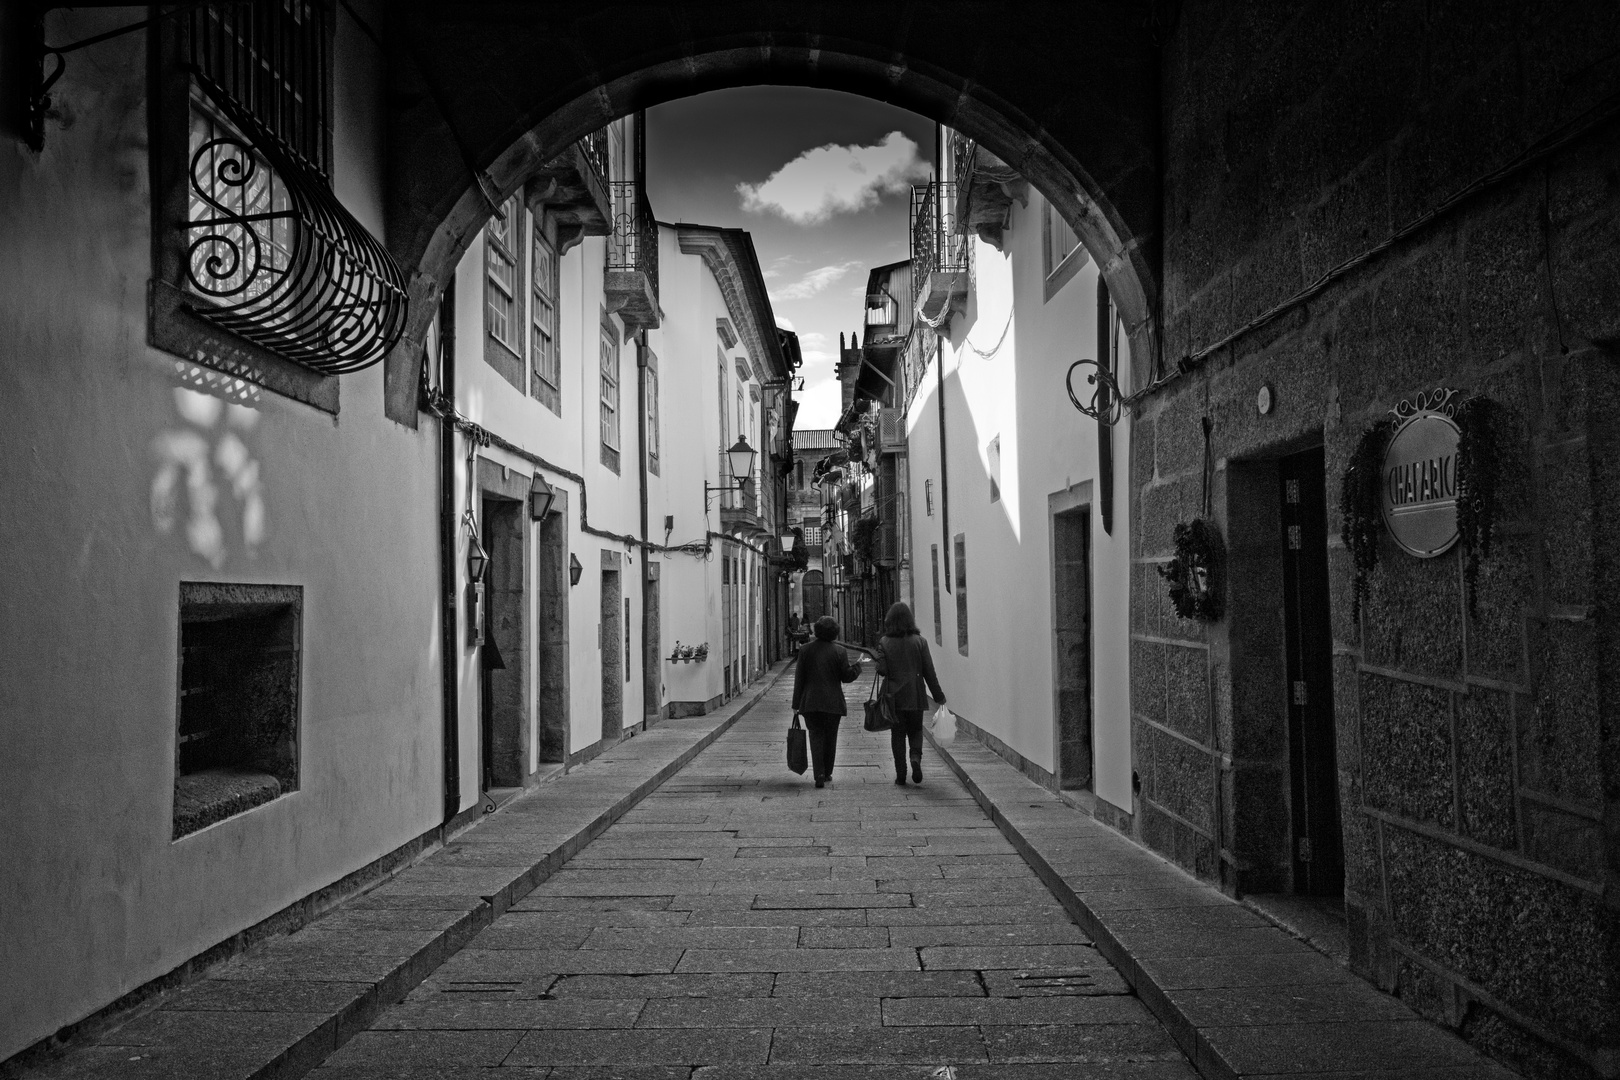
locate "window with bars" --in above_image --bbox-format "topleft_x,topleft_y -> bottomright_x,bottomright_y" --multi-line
531,223 -> 560,408
152,0 -> 407,408
486,196 -> 523,356
600,312 -> 621,471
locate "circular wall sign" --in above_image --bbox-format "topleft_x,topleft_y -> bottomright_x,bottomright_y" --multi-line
1381,411 -> 1460,558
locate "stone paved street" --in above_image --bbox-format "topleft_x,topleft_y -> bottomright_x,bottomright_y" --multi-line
314,673 -> 1198,1078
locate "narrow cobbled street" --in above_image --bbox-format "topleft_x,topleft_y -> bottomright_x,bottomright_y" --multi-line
315,671 -> 1196,1078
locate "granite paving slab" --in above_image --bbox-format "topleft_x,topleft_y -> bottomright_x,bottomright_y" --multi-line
305,668 -> 1201,1077
926,726 -> 1522,1080
16,665 -> 788,1080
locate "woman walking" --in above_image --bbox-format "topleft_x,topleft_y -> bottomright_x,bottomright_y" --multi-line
790,616 -> 864,788
874,602 -> 947,785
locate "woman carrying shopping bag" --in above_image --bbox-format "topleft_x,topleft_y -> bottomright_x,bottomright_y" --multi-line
873,602 -> 947,786
790,616 -> 864,788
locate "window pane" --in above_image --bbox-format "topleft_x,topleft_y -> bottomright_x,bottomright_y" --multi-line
531,227 -> 558,387
600,327 -> 619,450
1045,202 -> 1079,276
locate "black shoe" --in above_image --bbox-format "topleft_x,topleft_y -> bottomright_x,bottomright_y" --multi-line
895,774 -> 907,786
911,761 -> 923,784
815,777 -> 825,788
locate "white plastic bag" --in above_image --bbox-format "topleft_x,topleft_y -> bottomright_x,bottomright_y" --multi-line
932,705 -> 957,744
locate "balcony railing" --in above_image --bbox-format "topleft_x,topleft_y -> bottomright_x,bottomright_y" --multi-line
577,129 -> 609,188
605,181 -> 660,330
910,182 -> 968,322
952,132 -> 977,192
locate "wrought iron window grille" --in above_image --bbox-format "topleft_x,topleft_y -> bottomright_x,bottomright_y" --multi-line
174,2 -> 407,377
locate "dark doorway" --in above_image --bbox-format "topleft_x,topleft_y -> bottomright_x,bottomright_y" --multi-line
536,498 -> 569,762
643,561 -> 661,727
601,558 -> 624,741
802,569 -> 825,623
480,493 -> 526,789
1052,504 -> 1092,790
1278,447 -> 1343,895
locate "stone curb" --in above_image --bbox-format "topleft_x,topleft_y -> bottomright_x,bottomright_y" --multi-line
22,664 -> 791,1080
924,726 -> 1517,1080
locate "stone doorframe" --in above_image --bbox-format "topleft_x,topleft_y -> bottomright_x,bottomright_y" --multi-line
1048,480 -> 1094,794
477,458 -> 532,787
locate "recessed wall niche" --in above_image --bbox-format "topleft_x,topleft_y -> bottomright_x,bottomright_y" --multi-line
173,583 -> 302,839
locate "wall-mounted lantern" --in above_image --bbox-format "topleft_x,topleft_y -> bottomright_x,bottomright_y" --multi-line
569,553 -> 584,587
530,471 -> 557,520
780,532 -> 797,554
705,436 -> 758,510
467,533 -> 489,647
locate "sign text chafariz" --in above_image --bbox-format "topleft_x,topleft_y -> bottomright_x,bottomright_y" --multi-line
1379,409 -> 1461,558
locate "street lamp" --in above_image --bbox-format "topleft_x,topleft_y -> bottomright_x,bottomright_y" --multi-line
467,533 -> 489,584
466,532 -> 489,647
529,471 -> 557,520
780,532 -> 796,553
705,436 -> 758,510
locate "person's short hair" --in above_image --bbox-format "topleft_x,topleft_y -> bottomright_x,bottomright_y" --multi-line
813,616 -> 839,641
882,602 -> 919,637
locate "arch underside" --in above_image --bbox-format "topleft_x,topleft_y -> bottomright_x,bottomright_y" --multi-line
382,5 -> 1160,424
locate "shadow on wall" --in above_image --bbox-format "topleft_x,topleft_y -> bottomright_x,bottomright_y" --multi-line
149,364 -> 265,568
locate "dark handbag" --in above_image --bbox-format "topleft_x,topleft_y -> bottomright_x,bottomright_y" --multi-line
862,672 -> 895,732
787,713 -> 809,774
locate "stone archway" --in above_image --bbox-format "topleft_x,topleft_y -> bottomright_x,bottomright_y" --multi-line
380,3 -> 1161,424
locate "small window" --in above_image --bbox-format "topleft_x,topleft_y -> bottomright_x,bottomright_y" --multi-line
150,2 -> 409,412
1042,199 -> 1087,299
600,312 -> 621,470
486,196 -> 524,356
954,533 -> 968,655
931,544 -> 943,644
717,350 -> 730,448
174,583 -> 302,839
531,223 -> 560,412
646,349 -> 661,476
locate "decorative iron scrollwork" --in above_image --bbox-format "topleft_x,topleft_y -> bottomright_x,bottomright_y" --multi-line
1064,357 -> 1124,426
182,87 -> 408,376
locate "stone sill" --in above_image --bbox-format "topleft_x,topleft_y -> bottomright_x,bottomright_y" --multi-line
173,768 -> 283,839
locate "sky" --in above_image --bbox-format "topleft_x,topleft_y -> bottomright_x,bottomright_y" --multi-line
646,88 -> 937,432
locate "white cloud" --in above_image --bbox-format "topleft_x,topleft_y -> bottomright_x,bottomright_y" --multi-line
739,131 -> 932,225
770,262 -> 861,303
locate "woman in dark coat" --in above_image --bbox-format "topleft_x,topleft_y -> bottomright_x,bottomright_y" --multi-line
874,602 -> 946,785
790,615 -> 864,787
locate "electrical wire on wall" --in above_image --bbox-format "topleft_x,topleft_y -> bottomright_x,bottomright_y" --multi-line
420,387 -> 715,559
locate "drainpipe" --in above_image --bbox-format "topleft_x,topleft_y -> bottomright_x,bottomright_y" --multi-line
634,108 -> 654,726
438,274 -> 461,823
637,328 -> 652,726
936,333 -> 950,591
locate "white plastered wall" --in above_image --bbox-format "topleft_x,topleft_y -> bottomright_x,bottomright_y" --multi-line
903,191 -> 1134,814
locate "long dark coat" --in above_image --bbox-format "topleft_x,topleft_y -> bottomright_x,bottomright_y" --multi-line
792,638 -> 862,715
874,633 -> 946,711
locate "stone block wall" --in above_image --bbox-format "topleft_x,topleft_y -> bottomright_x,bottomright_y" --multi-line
1137,3 -> 1620,1076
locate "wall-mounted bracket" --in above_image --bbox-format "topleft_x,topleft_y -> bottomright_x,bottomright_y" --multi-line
20,1 -> 216,153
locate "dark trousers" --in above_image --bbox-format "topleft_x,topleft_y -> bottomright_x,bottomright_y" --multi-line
891,709 -> 925,775
802,712 -> 842,779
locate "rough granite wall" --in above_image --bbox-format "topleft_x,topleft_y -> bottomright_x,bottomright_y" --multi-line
1137,3 -> 1620,1077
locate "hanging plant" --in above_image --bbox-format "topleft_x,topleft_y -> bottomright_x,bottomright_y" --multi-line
1340,418 -> 1394,622
1157,518 -> 1224,622
1454,397 -> 1500,617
